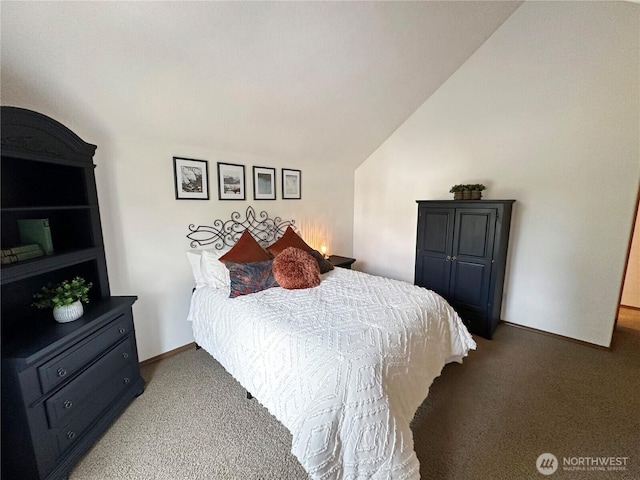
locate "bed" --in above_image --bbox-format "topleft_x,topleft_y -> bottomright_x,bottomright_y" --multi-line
186,208 -> 476,479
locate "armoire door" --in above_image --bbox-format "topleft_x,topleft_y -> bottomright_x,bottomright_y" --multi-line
448,208 -> 496,322
414,207 -> 454,297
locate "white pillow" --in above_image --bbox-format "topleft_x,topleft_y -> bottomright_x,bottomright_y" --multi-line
201,248 -> 231,288
186,251 -> 207,288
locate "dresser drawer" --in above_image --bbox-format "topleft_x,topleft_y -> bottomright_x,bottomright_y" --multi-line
38,312 -> 133,394
45,335 -> 136,429
55,363 -> 134,456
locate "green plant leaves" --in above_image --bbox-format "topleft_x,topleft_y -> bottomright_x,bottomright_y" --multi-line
31,276 -> 93,309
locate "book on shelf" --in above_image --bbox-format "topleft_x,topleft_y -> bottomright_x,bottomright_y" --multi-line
17,219 -> 54,255
0,247 -> 44,264
1,244 -> 43,256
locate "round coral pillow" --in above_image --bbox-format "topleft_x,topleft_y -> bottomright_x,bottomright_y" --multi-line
272,247 -> 321,290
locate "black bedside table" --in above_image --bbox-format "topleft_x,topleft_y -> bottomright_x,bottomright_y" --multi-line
328,255 -> 356,269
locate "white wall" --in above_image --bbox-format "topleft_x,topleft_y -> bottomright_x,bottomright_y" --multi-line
354,1 -> 639,347
1,71 -> 354,365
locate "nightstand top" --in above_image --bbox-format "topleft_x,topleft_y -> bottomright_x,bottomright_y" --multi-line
328,255 -> 356,268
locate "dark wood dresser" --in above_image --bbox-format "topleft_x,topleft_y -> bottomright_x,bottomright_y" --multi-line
414,200 -> 515,339
1,107 -> 144,479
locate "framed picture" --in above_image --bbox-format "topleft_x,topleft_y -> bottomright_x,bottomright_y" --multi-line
217,162 -> 246,200
253,166 -> 276,200
173,157 -> 209,200
282,168 -> 301,200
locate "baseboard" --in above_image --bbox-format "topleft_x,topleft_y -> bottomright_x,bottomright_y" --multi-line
500,321 -> 611,351
139,342 -> 197,367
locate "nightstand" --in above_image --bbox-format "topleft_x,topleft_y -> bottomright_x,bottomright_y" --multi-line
328,255 -> 356,269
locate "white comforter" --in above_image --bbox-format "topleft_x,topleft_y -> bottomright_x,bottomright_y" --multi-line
189,267 -> 476,479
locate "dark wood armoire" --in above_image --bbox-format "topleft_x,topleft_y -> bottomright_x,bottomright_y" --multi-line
415,200 -> 515,338
1,107 -> 144,479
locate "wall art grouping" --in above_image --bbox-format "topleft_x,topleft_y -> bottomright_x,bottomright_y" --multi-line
173,157 -> 300,201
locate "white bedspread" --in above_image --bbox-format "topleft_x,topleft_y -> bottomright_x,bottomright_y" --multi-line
189,267 -> 476,479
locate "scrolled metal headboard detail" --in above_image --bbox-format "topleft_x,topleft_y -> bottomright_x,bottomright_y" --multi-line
187,206 -> 296,249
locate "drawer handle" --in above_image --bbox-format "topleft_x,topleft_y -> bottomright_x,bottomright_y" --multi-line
124,377 -> 130,384
64,400 -> 73,409
57,368 -> 67,377
122,352 -> 129,359
118,327 -> 126,334
67,431 -> 76,440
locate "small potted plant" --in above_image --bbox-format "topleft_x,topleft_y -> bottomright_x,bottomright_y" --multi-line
32,276 -> 93,323
470,184 -> 486,200
449,184 -> 466,200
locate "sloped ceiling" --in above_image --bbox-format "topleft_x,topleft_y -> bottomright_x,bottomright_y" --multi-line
1,1 -> 522,168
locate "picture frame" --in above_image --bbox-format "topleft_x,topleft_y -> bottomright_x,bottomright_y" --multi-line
173,157 -> 209,200
217,162 -> 246,200
253,166 -> 276,200
282,168 -> 301,200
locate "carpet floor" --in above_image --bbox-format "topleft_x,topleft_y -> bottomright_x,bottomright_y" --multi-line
70,309 -> 640,480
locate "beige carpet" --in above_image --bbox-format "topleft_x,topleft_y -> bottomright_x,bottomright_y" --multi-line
71,311 -> 640,480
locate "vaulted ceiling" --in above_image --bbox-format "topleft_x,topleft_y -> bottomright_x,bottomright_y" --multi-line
1,1 -> 522,168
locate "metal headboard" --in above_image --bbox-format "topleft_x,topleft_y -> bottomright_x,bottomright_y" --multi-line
187,206 -> 296,249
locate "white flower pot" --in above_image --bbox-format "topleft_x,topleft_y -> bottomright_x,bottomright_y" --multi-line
53,300 -> 84,323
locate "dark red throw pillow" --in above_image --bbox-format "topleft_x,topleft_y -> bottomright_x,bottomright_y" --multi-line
272,247 -> 321,290
266,226 -> 314,256
219,230 -> 272,264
